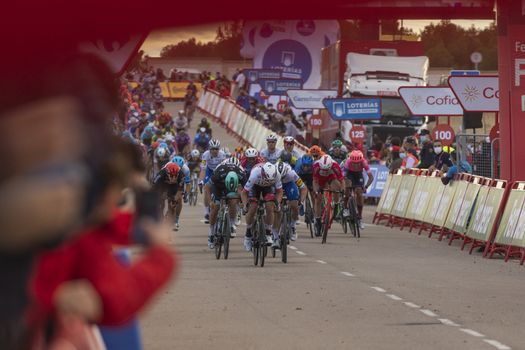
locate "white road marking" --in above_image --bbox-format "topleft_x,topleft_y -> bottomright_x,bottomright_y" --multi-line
371,286 -> 386,293
295,251 -> 306,256
483,339 -> 512,350
340,271 -> 355,277
386,294 -> 403,301
460,329 -> 485,337
316,260 -> 327,264
403,302 -> 420,308
438,319 -> 460,327
289,246 -> 297,250
420,309 -> 438,317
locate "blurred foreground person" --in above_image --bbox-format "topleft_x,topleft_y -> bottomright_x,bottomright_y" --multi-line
0,54 -> 176,349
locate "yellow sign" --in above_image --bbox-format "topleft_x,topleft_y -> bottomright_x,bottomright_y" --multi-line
167,82 -> 203,99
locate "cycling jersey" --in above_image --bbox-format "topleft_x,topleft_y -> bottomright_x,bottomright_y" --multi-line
294,158 -> 314,190
313,162 -> 343,188
201,150 -> 226,171
280,163 -> 305,188
342,158 -> 372,176
240,155 -> 265,176
180,163 -> 191,184
244,164 -> 283,191
209,164 -> 247,198
186,158 -> 201,173
329,150 -> 348,165
260,148 -> 283,164
194,133 -> 210,148
153,166 -> 185,197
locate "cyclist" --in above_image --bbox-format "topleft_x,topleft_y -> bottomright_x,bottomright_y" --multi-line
241,162 -> 283,252
279,150 -> 297,168
153,162 -> 184,231
171,155 -> 192,231
197,117 -> 212,137
329,140 -> 348,165
186,149 -> 202,175
194,127 -> 211,153
309,145 -> 325,162
174,110 -> 188,132
283,136 -> 301,159
240,148 -> 265,177
207,157 -> 246,248
175,129 -> 191,155
260,134 -> 282,164
201,139 -> 227,223
274,161 -> 307,246
153,143 -> 172,178
312,154 -> 344,236
342,150 -> 374,230
295,153 -> 315,217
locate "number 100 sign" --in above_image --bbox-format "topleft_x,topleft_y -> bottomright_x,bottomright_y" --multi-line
432,124 -> 455,146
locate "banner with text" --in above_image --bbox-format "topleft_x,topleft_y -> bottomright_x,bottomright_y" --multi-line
399,86 -> 464,116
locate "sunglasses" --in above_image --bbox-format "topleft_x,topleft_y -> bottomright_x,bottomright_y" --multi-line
267,141 -> 276,144
211,148 -> 219,151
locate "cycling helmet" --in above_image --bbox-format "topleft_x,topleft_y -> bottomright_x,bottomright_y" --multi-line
164,132 -> 175,142
245,148 -> 258,158
309,145 -> 322,156
235,146 -> 244,154
225,171 -> 239,193
301,154 -> 314,166
128,117 -> 139,126
331,140 -> 343,148
261,162 -> 277,180
156,147 -> 168,159
178,110 -> 185,116
280,151 -> 292,164
171,155 -> 185,167
222,147 -> 232,157
190,149 -> 200,158
225,156 -> 240,167
318,155 -> 333,170
199,127 -> 206,133
276,161 -> 289,178
283,136 -> 295,144
266,134 -> 278,142
209,139 -> 221,149
201,118 -> 207,123
166,163 -> 180,177
349,150 -> 364,162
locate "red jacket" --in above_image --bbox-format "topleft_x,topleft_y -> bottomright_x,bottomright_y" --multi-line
29,210 -> 177,326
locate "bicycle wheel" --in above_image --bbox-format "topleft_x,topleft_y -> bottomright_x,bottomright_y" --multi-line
306,197 -> 314,239
214,234 -> 222,260
253,241 -> 259,266
281,214 -> 288,263
321,196 -> 332,244
348,197 -> 359,238
259,221 -> 266,267
223,213 -> 231,260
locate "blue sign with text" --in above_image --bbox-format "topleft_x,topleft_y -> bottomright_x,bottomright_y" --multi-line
363,165 -> 390,198
323,98 -> 381,120
259,79 -> 303,96
450,70 -> 480,76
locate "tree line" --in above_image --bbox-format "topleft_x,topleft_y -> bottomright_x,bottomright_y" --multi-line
159,20 -> 497,70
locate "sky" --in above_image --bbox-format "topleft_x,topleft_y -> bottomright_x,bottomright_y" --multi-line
140,20 -> 494,57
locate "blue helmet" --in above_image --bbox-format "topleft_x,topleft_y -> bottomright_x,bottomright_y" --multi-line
171,155 -> 185,167
301,154 -> 313,166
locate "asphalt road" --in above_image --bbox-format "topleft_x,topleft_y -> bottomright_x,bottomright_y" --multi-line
140,103 -> 524,350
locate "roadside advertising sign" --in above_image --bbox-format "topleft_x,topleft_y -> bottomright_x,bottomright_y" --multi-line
423,177 -> 446,225
391,175 -> 417,218
286,89 -> 337,109
259,79 -> 303,95
349,125 -> 367,143
432,124 -> 455,146
494,186 -> 525,246
448,76 -> 499,112
364,165 -> 390,198
243,69 -> 283,83
322,98 -> 381,120
399,87 -> 464,116
405,176 -> 431,221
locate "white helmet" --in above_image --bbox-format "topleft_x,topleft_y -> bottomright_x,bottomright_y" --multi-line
191,149 -> 200,158
276,161 -> 289,178
319,155 -> 333,170
245,148 -> 259,158
156,147 -> 168,159
284,136 -> 295,143
225,156 -> 240,167
209,139 -> 220,149
266,134 -> 278,142
222,147 -> 232,157
199,127 -> 206,133
178,110 -> 185,116
261,162 -> 277,180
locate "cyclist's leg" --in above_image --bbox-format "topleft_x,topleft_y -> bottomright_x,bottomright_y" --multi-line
243,187 -> 259,251
174,190 -> 183,228
355,186 -> 364,219
313,180 -> 323,234
203,168 -> 213,220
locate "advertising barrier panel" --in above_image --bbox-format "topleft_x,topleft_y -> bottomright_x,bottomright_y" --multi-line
422,177 -> 446,225
391,174 -> 417,219
432,180 -> 458,228
378,173 -> 402,216
405,175 -> 430,221
453,180 -> 482,234
494,186 -> 525,246
444,180 -> 469,231
159,82 -> 170,98
375,174 -> 393,217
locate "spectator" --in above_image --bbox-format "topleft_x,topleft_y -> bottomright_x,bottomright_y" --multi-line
231,69 -> 246,99
429,139 -> 453,172
401,136 -> 420,169
236,89 -> 250,111
156,68 -> 166,81
418,129 -> 435,169
388,145 -> 403,173
441,151 -> 473,185
169,68 -> 178,81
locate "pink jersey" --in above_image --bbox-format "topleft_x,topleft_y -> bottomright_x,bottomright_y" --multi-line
343,158 -> 371,176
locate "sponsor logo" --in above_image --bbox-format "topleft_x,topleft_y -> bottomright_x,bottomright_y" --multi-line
462,85 -> 481,102
410,95 -> 424,108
